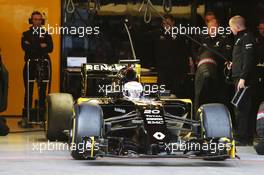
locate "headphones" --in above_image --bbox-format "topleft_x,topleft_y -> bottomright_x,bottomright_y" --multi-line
28,11 -> 45,25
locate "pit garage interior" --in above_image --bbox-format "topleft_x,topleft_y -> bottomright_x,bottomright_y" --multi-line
0,0 -> 264,174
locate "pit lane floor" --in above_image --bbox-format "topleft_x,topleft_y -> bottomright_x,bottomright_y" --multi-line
0,131 -> 264,175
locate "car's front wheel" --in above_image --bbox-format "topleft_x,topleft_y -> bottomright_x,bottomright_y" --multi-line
70,100 -> 103,160
197,103 -> 234,161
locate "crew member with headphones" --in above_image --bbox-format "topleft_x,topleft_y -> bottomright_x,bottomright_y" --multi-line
21,11 -> 53,123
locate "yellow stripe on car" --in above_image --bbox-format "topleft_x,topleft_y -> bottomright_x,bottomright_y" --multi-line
90,137 -> 95,158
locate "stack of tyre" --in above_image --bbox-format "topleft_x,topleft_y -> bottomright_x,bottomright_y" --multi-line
255,102 -> 264,155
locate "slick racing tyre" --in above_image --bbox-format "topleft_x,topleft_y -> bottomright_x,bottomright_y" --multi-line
46,93 -> 73,141
71,100 -> 103,160
197,103 -> 233,161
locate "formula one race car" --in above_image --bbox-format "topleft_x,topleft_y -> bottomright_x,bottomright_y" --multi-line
45,60 -> 236,161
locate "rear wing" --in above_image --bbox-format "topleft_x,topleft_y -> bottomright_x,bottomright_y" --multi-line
81,62 -> 141,97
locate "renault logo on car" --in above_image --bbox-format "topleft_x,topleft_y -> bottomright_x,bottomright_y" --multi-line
153,132 -> 165,140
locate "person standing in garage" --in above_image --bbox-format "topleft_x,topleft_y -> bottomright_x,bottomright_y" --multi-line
229,15 -> 257,146
255,21 -> 264,103
21,11 -> 53,123
192,18 -> 232,113
155,15 -> 189,97
256,20 -> 264,65
251,20 -> 264,139
0,50 -> 9,136
204,11 -> 216,26
0,49 -> 8,113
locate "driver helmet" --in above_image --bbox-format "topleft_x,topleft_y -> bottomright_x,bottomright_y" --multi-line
123,81 -> 143,100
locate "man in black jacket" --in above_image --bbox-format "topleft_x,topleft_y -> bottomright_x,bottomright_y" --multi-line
21,11 -> 53,120
229,15 -> 257,145
155,15 -> 189,97
193,19 -> 232,113
256,21 -> 264,64
255,21 -> 264,106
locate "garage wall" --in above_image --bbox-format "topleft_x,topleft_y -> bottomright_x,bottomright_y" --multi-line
0,0 -> 61,115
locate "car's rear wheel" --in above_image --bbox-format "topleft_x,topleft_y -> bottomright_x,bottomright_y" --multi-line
46,93 -> 73,141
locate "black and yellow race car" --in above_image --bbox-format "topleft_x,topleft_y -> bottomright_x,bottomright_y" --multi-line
45,61 -> 236,160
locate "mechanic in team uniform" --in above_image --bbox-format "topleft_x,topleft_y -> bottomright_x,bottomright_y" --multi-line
21,11 -> 53,121
255,21 -> 264,104
155,15 -> 189,98
256,21 -> 264,64
253,21 -> 264,146
229,16 -> 257,145
204,11 -> 217,26
192,18 -> 233,113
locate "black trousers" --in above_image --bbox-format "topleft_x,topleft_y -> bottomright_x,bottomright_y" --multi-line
194,63 -> 218,115
23,60 -> 50,111
233,79 -> 256,143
